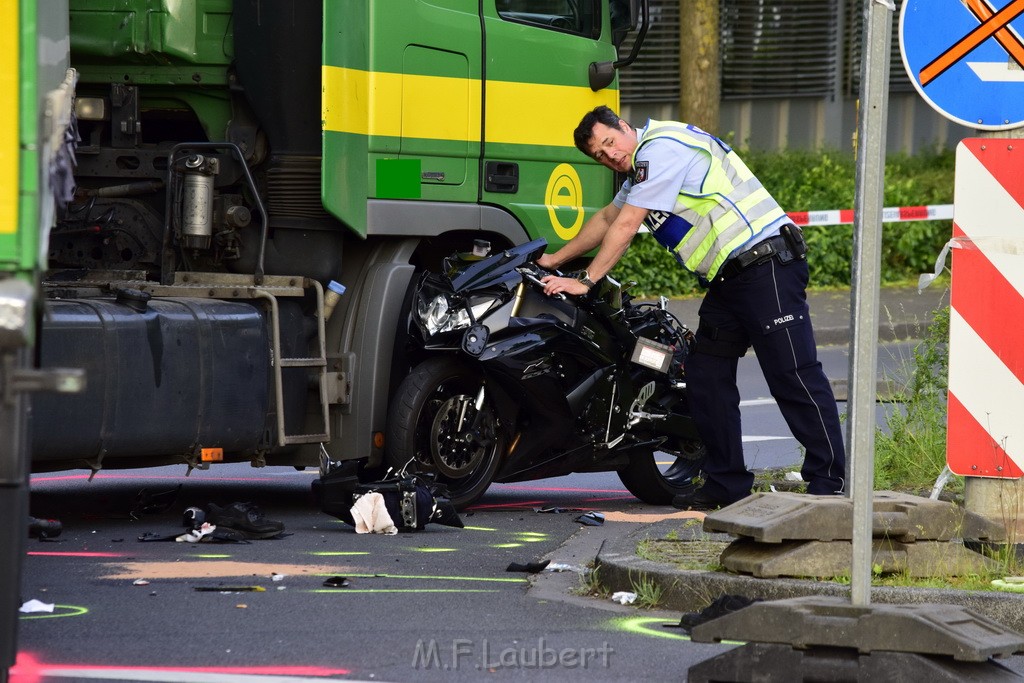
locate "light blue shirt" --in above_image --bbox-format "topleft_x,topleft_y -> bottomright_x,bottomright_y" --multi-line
612,125 -> 711,212
613,123 -> 783,245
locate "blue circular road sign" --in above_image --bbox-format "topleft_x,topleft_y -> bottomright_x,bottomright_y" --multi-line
900,0 -> 1024,130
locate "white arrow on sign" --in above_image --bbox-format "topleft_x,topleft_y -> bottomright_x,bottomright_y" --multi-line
968,60 -> 1024,80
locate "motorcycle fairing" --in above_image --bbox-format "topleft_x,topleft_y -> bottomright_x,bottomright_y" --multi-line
446,238 -> 547,292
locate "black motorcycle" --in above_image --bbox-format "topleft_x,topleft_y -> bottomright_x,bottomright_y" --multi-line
385,238 -> 705,509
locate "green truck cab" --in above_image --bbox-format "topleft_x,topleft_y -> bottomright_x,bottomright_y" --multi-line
23,0 -> 646,477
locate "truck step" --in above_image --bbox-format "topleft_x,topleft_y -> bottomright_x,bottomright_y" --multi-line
280,357 -> 327,368
282,432 -> 330,445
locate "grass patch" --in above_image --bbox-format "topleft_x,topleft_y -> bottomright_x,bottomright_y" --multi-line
573,563 -> 609,599
637,519 -> 730,571
638,537 -> 730,571
875,303 -> 958,494
629,571 -> 666,609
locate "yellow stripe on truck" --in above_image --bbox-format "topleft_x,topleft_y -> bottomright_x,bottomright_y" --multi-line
0,3 -> 18,234
322,66 -> 480,140
485,80 -> 613,147
322,65 -> 615,149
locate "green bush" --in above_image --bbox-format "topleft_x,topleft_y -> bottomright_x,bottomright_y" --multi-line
612,148 -> 956,297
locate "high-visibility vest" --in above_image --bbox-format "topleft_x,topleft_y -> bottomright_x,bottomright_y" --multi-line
634,121 -> 788,280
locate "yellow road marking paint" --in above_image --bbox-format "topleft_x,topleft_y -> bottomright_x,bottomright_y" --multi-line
308,551 -> 371,556
19,605 -> 89,620
334,573 -> 526,583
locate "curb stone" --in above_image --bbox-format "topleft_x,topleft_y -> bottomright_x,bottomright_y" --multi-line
594,519 -> 1024,634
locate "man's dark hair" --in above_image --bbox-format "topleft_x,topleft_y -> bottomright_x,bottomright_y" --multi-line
573,105 -> 629,157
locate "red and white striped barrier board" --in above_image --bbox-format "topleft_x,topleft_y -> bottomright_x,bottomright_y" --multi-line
947,139 -> 1024,479
787,204 -> 953,227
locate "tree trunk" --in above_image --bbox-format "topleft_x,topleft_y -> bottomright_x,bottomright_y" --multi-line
679,0 -> 720,133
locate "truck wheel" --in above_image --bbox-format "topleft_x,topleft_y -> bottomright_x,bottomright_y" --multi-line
385,356 -> 503,510
617,441 -> 706,505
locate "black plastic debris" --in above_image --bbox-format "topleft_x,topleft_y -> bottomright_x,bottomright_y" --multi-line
506,559 -> 551,573
130,484 -> 182,519
322,576 -> 351,588
574,512 -> 605,526
666,595 -> 761,634
28,517 -> 62,539
533,506 -> 584,514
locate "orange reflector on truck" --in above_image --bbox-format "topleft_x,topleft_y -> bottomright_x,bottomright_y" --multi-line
200,447 -> 224,462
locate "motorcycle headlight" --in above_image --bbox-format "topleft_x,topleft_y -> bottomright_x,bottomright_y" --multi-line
418,293 -> 499,337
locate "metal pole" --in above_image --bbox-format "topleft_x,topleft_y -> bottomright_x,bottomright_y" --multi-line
848,0 -> 893,607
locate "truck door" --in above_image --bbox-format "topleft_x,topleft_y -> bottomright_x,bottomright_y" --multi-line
323,1 -> 482,236
482,0 -> 617,249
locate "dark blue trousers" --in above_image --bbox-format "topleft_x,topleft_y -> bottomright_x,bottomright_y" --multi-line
686,256 -> 846,503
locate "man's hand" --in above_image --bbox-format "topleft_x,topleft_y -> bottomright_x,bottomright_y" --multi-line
541,275 -> 589,297
536,253 -> 559,271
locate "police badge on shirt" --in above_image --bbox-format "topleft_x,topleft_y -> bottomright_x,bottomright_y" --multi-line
633,160 -> 649,184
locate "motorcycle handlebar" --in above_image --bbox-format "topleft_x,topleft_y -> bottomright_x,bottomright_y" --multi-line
519,267 -> 566,300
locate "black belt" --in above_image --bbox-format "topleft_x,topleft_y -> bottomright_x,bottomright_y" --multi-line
716,234 -> 793,281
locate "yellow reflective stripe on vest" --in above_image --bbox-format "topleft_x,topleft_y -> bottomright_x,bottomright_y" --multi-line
635,121 -> 787,279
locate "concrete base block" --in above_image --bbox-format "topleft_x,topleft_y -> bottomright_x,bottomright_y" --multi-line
688,641 -> 1023,682
719,538 -> 1001,579
690,596 -> 1024,662
965,477 -> 1024,542
704,491 -> 1006,543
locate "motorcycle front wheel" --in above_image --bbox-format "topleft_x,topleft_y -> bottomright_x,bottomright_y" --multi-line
385,356 -> 503,510
617,440 -> 706,505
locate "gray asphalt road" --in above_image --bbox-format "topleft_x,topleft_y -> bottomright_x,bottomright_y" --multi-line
18,465 -> 728,682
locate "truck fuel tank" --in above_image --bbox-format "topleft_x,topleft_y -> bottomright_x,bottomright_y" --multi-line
32,293 -> 271,468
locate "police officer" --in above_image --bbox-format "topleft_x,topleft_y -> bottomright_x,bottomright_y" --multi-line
540,106 -> 845,509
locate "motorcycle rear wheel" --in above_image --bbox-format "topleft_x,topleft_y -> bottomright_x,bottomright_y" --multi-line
617,441 -> 706,505
385,356 -> 503,510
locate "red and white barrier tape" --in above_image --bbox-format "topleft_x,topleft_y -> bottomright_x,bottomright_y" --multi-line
787,204 -> 953,227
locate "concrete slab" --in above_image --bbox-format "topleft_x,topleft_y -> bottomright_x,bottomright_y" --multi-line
703,491 -> 1007,543
688,642 -> 1023,682
593,518 -> 1024,633
689,596 -> 1024,662
719,538 -> 1002,579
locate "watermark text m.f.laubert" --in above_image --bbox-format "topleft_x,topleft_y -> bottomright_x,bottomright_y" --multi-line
412,638 -> 614,671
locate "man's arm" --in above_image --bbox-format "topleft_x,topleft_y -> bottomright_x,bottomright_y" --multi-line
584,203 -> 648,281
541,203 -> 648,296
537,202 -> 621,271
